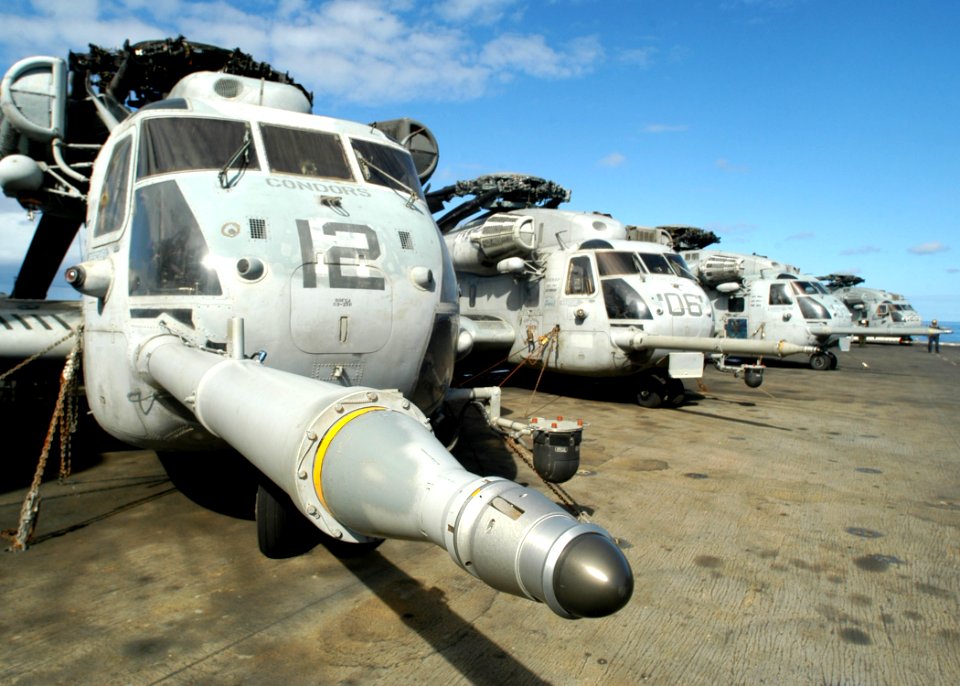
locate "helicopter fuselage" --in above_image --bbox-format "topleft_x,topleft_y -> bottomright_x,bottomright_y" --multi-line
451,209 -> 713,379
77,80 -> 456,448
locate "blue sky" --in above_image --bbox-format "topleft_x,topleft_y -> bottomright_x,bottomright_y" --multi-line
1,0 -> 958,318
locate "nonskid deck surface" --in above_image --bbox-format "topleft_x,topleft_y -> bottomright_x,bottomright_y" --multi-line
2,345 -> 958,685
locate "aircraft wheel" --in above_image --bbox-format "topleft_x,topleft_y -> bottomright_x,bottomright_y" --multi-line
666,378 -> 687,407
809,353 -> 831,371
827,351 -> 839,369
636,377 -> 665,408
256,480 -> 318,559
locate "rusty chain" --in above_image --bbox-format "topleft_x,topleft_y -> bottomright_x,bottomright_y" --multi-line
2,330 -> 83,551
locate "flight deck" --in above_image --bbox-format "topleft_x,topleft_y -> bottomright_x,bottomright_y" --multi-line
2,343 -> 959,685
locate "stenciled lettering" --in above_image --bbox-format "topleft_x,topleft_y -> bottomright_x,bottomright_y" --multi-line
265,178 -> 370,197
321,222 -> 385,291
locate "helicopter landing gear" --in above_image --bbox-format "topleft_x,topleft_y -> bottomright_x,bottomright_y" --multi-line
809,352 -> 832,371
636,375 -> 666,408
827,351 -> 838,369
256,478 -> 384,559
666,378 -> 687,407
256,480 -> 318,559
636,374 -> 686,408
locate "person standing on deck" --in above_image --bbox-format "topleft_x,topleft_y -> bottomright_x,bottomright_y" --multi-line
928,319 -> 941,353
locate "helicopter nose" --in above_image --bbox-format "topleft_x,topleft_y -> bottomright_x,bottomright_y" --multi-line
552,532 -> 634,618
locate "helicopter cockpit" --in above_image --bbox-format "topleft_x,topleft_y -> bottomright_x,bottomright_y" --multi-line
114,112 -> 424,300
567,244 -> 709,332
767,280 -> 835,321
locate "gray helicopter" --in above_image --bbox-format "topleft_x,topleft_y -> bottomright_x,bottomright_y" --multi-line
0,39 -> 631,618
426,174 -> 815,407
818,274 -> 933,341
682,249 -> 949,370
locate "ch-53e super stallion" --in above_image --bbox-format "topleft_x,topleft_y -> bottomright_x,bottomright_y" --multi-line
0,38 -> 632,618
682,249 -> 949,370
426,174 -> 815,408
818,274 -> 939,342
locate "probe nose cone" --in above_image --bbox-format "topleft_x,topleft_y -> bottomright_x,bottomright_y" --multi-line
553,533 -> 633,618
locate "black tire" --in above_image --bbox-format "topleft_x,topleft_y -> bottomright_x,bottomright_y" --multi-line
809,353 -> 831,371
666,378 -> 687,407
256,481 -> 318,559
827,351 -> 839,369
636,376 -> 665,408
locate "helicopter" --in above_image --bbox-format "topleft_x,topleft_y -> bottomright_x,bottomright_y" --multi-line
818,274 -> 934,341
682,250 -> 949,370
426,174 -> 816,408
682,249 -> 856,370
0,38 -> 632,619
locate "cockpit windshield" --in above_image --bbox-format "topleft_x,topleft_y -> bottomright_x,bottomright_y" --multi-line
350,139 -> 423,195
138,117 -> 258,179
261,124 -> 352,179
791,281 -> 828,296
638,253 -> 673,275
596,252 -> 641,276
665,253 -> 696,280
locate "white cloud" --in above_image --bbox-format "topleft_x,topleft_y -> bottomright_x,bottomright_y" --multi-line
434,0 -> 520,25
908,241 -> 949,255
0,1 -> 604,106
597,152 -> 626,168
840,245 -> 882,256
620,46 -> 658,68
480,33 -> 602,80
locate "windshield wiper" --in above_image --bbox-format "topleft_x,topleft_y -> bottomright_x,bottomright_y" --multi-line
218,130 -> 252,189
355,150 -> 420,209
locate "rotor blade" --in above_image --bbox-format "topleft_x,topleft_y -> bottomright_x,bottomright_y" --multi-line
11,213 -> 82,300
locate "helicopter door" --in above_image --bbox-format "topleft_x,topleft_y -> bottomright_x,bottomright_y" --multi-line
558,255 -> 604,371
765,282 -> 795,339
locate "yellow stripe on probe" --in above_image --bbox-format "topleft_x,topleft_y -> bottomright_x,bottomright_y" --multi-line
313,406 -> 385,511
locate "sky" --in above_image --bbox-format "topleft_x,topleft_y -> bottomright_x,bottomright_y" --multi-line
1,0 -> 958,318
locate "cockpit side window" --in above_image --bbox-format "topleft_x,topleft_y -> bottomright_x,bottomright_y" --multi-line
262,125 -> 352,179
565,255 -> 596,295
639,253 -> 672,275
596,251 -> 641,276
138,117 -> 257,178
602,279 -> 653,320
94,136 -> 133,238
769,283 -> 792,305
350,139 -> 423,195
